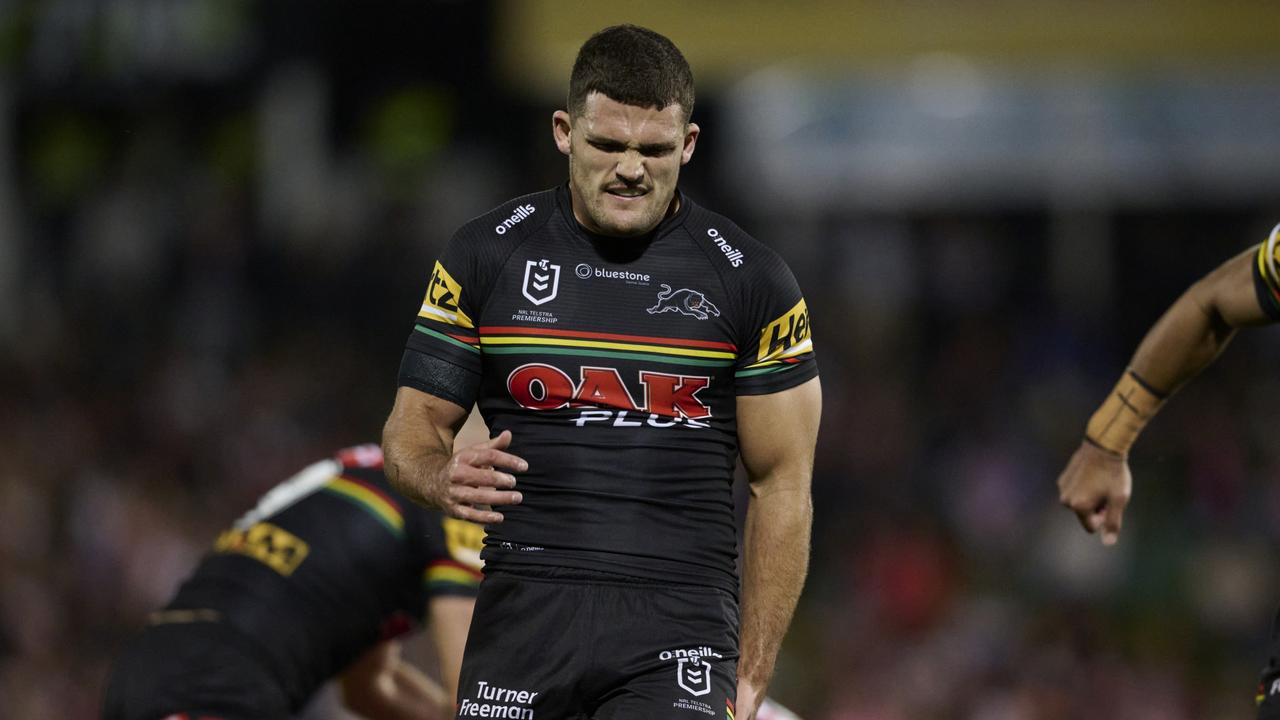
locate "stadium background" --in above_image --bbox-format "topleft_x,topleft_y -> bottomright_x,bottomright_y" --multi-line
3,1 -> 1280,717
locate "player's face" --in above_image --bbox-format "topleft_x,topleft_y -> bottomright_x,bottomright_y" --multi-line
553,92 -> 699,237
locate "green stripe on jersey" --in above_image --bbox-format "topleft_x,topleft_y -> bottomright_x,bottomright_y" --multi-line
735,364 -> 798,378
415,325 -> 480,353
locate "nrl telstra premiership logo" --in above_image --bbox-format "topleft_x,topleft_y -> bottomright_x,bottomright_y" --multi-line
522,259 -> 560,305
677,657 -> 712,697
658,646 -> 722,698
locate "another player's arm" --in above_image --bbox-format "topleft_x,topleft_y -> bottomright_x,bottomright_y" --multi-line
1059,244 -> 1274,544
339,640 -> 449,720
734,376 -> 822,720
382,388 -> 525,523
427,594 -> 475,704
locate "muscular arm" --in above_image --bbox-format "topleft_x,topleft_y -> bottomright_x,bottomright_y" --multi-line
382,387 -> 525,523
1059,246 -> 1272,543
340,641 -> 449,720
734,377 -> 822,720
1128,246 -> 1270,390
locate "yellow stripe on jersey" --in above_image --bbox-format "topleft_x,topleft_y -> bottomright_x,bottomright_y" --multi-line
418,260 -> 474,329
324,478 -> 405,537
424,561 -> 483,589
755,298 -> 813,363
1256,223 -> 1280,298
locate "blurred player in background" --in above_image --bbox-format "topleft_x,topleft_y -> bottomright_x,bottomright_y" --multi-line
102,443 -> 485,720
756,697 -> 803,720
382,24 -> 820,720
1056,224 -> 1280,717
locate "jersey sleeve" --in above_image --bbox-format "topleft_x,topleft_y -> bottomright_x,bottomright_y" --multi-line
1252,223 -> 1280,321
421,514 -> 486,598
734,251 -> 819,395
405,231 -> 486,370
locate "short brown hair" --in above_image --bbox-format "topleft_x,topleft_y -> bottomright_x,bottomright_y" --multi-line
567,25 -> 695,123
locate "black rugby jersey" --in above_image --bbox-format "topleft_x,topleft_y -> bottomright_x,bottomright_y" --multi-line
163,444 -> 483,711
403,185 -> 818,593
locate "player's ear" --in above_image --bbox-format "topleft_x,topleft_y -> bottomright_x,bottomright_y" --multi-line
553,110 -> 573,157
681,122 -> 699,165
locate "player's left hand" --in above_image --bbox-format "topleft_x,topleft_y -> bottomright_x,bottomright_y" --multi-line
734,678 -> 763,720
1056,439 -> 1132,546
433,429 -> 526,524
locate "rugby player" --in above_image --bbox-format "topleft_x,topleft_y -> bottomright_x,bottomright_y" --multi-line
102,444 -> 485,720
1056,224 -> 1280,716
382,24 -> 821,720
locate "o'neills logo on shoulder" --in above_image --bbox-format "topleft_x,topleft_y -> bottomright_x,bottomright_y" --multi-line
707,227 -> 744,267
495,204 -> 536,235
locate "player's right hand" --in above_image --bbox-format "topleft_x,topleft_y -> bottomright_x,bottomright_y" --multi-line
434,430 -> 526,524
1056,439 -> 1132,546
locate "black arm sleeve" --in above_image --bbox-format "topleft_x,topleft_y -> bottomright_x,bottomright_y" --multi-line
397,348 -> 481,410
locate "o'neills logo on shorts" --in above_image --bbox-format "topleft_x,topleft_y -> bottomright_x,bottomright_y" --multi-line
495,204 -> 536,235
458,681 -> 538,718
659,646 -> 724,701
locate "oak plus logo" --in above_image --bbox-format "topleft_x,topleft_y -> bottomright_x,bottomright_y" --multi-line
506,364 -> 712,429
521,259 -> 560,306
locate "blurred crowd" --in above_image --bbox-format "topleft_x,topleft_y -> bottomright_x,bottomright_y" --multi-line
3,3 -> 1280,719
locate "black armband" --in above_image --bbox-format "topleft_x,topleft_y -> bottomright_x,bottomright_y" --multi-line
397,348 -> 481,409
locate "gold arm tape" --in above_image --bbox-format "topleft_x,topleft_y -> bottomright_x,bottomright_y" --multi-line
1264,222 -> 1280,289
1085,371 -> 1165,456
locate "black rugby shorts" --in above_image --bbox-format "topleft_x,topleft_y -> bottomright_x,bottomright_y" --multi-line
102,621 -> 290,720
455,566 -> 740,720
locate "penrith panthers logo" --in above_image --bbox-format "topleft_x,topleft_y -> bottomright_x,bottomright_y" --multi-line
647,285 -> 720,320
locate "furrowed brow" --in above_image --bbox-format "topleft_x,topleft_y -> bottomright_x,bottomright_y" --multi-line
639,142 -> 678,155
584,133 -> 676,155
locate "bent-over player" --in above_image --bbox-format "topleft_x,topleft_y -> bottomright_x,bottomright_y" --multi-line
103,444 -> 483,720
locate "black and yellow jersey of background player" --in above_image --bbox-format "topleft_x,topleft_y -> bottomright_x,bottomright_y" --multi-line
159,444 -> 484,712
1253,223 -> 1280,321
399,185 -> 818,595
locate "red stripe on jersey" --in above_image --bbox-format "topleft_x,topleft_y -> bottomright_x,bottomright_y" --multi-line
480,326 -> 737,351
336,475 -> 401,513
